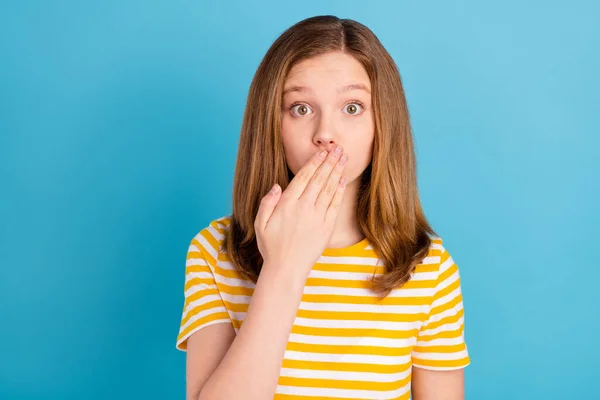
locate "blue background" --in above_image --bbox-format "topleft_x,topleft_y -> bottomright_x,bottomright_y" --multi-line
1,1 -> 598,399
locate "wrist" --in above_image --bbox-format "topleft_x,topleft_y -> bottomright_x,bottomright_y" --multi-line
260,260 -> 309,294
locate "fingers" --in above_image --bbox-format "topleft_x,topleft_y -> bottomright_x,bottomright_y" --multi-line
283,149 -> 329,200
300,145 -> 344,203
254,183 -> 281,232
325,173 -> 347,224
314,151 -> 347,210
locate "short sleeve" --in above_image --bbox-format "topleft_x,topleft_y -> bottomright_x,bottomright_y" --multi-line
411,243 -> 471,370
175,235 -> 232,351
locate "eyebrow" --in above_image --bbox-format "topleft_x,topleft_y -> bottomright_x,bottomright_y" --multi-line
283,83 -> 371,95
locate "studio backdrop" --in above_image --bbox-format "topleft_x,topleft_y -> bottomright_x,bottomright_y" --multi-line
1,1 -> 598,399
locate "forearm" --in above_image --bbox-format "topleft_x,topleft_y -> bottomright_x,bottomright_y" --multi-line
198,262 -> 306,400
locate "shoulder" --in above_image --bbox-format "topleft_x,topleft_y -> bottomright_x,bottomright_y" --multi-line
427,236 -> 461,286
428,236 -> 444,255
416,235 -> 444,266
187,214 -> 232,262
414,236 -> 455,277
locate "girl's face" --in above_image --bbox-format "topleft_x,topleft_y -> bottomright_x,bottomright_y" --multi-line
281,51 -> 375,187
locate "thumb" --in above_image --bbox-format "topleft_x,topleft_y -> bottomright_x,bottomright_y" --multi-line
255,183 -> 281,230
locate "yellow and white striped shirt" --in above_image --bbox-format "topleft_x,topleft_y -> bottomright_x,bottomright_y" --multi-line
176,215 -> 470,399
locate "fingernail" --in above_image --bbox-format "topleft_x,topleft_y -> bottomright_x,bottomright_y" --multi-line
333,145 -> 342,154
339,154 -> 348,165
270,184 -> 280,194
319,150 -> 327,159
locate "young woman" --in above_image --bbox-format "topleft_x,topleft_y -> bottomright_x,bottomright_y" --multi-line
176,15 -> 470,400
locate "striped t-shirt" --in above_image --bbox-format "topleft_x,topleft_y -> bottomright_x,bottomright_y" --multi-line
176,215 -> 470,399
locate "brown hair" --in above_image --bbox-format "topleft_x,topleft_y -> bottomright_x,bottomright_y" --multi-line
223,15 -> 437,299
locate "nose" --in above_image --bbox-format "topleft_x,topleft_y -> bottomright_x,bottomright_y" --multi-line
312,111 -> 340,152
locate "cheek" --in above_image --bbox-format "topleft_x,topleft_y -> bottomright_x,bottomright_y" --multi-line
280,116 -> 301,145
345,139 -> 374,178
280,113 -> 300,134
280,139 -> 304,176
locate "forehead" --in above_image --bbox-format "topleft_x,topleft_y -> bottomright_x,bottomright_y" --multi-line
284,52 -> 371,92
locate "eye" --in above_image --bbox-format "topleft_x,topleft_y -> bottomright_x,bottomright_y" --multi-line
343,102 -> 364,115
290,103 -> 313,117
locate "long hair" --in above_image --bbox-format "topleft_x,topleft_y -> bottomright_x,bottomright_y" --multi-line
223,15 -> 437,299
